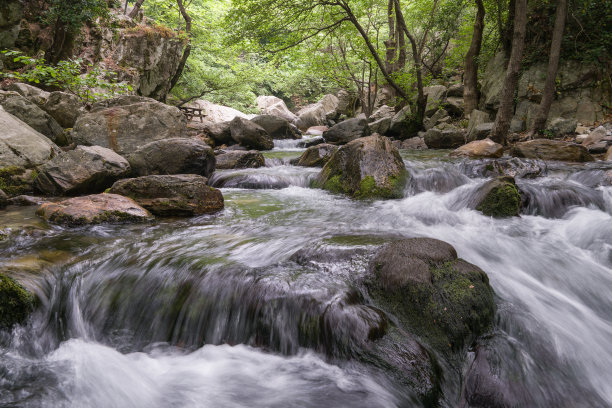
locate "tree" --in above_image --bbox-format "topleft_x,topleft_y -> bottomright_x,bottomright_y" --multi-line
463,0 -> 485,115
527,0 -> 567,136
489,0 -> 527,144
167,0 -> 192,98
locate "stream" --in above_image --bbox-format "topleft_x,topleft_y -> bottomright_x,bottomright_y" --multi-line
1,138 -> 611,407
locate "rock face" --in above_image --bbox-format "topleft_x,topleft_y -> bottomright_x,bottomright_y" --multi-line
0,106 -> 60,169
0,92 -> 64,142
296,144 -> 338,167
35,146 -> 131,195
451,139 -> 504,159
511,139 -> 594,162
43,92 -> 85,128
470,177 -> 521,217
109,175 -> 224,216
229,117 -> 274,150
0,273 -> 34,329
424,125 -> 466,149
323,118 -> 371,145
0,0 -> 23,48
37,194 -> 152,225
251,115 -> 300,140
255,96 -> 298,122
127,138 -> 215,177
215,150 -> 265,169
314,134 -> 408,199
367,238 -> 495,350
71,96 -> 187,155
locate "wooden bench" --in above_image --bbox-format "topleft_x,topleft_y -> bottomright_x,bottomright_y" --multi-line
179,106 -> 207,122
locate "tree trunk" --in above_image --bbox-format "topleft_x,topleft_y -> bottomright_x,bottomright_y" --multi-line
528,0 -> 567,135
489,0 -> 527,144
167,0 -> 192,98
463,0 -> 485,115
128,0 -> 145,18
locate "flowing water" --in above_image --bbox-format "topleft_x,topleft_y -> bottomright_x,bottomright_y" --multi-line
1,140 -> 612,407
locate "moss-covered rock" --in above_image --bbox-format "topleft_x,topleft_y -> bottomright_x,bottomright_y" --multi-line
473,176 -> 521,217
367,238 -> 496,352
0,273 -> 35,329
313,134 -> 409,199
0,166 -> 36,197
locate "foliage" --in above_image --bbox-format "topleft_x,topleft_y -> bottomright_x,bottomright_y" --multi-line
1,51 -> 133,104
45,0 -> 109,33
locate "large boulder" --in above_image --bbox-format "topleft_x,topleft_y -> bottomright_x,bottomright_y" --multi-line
34,146 -> 130,195
466,110 -> 491,142
295,103 -> 327,131
127,138 -> 215,177
0,273 -> 34,329
369,117 -> 392,135
251,115 -> 300,140
369,105 -> 395,122
201,121 -> 233,146
229,117 -> 274,150
424,125 -> 466,149
109,174 -> 224,216
0,106 -> 60,169
36,194 -> 152,225
7,83 -> 50,106
323,117 -> 371,145
450,139 -> 504,159
387,106 -> 418,140
443,97 -> 464,117
256,96 -> 298,122
295,144 -> 338,167
582,126 -> 607,147
319,94 -> 340,120
314,134 -> 408,199
71,96 -> 187,155
0,92 -> 64,143
469,176 -> 521,217
0,0 -> 23,48
424,85 -> 447,116
367,238 -> 495,351
511,139 -> 594,162
192,100 -> 254,124
43,92 -> 86,128
215,150 -> 265,169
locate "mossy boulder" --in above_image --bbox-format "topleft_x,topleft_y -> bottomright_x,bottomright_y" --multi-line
313,134 -> 408,199
295,144 -> 338,167
472,176 -> 521,217
0,166 -> 38,197
0,273 -> 35,329
367,238 -> 496,351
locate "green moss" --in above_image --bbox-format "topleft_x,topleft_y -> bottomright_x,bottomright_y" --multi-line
0,166 -> 31,196
477,182 -> 521,217
354,171 -> 408,200
0,274 -> 35,329
322,175 -> 344,194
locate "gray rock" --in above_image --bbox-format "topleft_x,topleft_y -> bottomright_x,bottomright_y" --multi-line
0,106 -> 60,169
296,103 -> 327,131
450,138 -> 503,159
35,145 -> 130,195
203,121 -> 233,146
424,126 -> 466,149
43,92 -> 86,128
0,92 -> 64,143
109,174 -> 224,216
509,117 -> 525,133
323,117 -> 371,145
424,108 -> 449,131
424,85 -> 447,116
229,117 -> 274,150
586,141 -> 610,154
127,138 -> 215,177
369,105 -> 395,121
547,117 -> 577,136
511,139 -> 594,162
251,115 -> 300,140
295,144 -> 338,167
473,123 -> 494,140
72,96 -> 187,155
443,97 -> 464,117
447,83 -> 464,97
215,150 -> 265,169
7,83 -> 49,106
0,0 -> 23,48
479,52 -> 507,110
256,96 -> 298,122
582,126 -> 607,147
0,189 -> 7,209
369,117 -> 391,135
466,110 -> 491,142
388,106 -> 417,140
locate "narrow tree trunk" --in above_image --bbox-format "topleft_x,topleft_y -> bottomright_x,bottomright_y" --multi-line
167,0 -> 192,98
528,0 -> 567,135
489,0 -> 527,144
128,0 -> 145,18
463,0 -> 485,115
384,0 -> 396,73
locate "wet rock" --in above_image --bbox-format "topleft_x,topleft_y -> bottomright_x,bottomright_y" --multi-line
0,106 -> 60,169
296,144 -> 338,167
323,117 -> 371,145
71,96 -> 187,155
424,125 -> 466,149
36,193 -> 152,225
0,273 -> 34,329
471,176 -> 521,217
251,115 -> 300,140
34,146 -> 130,195
109,174 -> 224,216
465,158 -> 544,179
215,150 -> 265,169
388,106 -> 418,140
255,96 -> 298,122
511,139 -> 593,162
314,134 -> 408,199
467,110 -> 491,142
42,92 -> 86,128
367,238 -> 495,351
229,117 -> 274,150
127,138 -> 215,177
451,139 -> 503,159
0,92 -> 64,142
